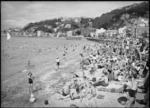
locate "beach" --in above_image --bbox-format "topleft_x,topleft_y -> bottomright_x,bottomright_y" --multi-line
1,37 -> 146,107
1,37 -> 92,107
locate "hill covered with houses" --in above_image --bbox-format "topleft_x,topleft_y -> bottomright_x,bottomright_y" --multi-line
93,1 -> 149,30
3,1 -> 149,38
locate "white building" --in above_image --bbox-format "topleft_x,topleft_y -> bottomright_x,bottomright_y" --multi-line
67,31 -> 73,37
95,28 -> 106,37
65,24 -> 71,28
37,30 -> 44,37
118,26 -> 127,37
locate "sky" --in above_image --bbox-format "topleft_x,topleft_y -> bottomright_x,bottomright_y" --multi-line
1,1 -> 143,30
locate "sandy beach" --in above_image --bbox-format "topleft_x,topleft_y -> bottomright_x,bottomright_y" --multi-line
1,37 -> 145,107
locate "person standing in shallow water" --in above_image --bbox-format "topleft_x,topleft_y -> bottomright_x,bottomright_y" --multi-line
56,57 -> 60,70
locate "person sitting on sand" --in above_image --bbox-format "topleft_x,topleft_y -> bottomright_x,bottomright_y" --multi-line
69,80 -> 82,100
92,72 -> 109,87
124,74 -> 141,107
86,82 -> 97,100
57,82 -> 72,100
28,72 -> 35,94
70,84 -> 85,102
61,82 -> 71,96
107,69 -> 114,82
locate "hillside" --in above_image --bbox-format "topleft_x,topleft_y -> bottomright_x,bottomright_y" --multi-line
22,1 -> 149,33
22,17 -> 93,33
92,1 -> 149,29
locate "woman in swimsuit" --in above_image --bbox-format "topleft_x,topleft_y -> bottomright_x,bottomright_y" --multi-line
28,72 -> 34,94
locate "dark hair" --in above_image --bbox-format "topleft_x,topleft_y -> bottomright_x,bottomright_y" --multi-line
92,77 -> 96,82
44,100 -> 49,105
83,76 -> 87,79
128,76 -> 132,80
132,73 -> 137,79
28,72 -> 32,76
108,69 -> 112,74
76,86 -> 80,93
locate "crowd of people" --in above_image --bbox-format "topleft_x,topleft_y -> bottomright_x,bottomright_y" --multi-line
52,36 -> 149,107
27,35 -> 149,107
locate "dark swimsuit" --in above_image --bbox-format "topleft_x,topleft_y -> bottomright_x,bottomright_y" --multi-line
57,62 -> 60,66
28,78 -> 33,84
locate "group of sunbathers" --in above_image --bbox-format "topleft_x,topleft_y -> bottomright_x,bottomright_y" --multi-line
56,36 -> 149,107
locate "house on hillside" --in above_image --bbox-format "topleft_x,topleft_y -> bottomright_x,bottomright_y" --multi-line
80,28 -> 95,37
60,24 -> 64,27
10,31 -> 22,37
131,18 -> 149,38
65,24 -> 71,28
132,26 -> 149,38
36,30 -> 44,37
74,18 -> 81,23
134,17 -> 149,27
90,32 -> 95,37
67,31 -> 73,37
118,26 -> 127,38
57,32 -> 63,37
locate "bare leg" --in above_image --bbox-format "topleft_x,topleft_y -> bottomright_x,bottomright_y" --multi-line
29,85 -> 31,94
31,84 -> 33,94
126,97 -> 135,108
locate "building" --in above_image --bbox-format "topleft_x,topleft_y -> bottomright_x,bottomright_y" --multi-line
132,26 -> 149,38
134,17 -> 149,27
95,28 -> 106,37
36,30 -> 44,37
65,24 -> 71,28
57,32 -> 63,37
118,26 -> 127,38
67,31 -> 73,37
105,30 -> 118,37
80,28 -> 95,37
131,17 -> 149,38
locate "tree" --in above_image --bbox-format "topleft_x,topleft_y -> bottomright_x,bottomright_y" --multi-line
76,30 -> 81,35
71,23 -> 80,29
